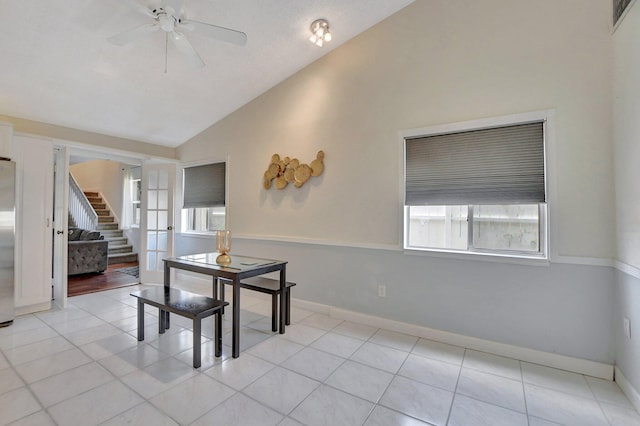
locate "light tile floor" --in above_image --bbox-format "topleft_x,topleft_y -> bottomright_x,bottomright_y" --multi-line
0,283 -> 639,426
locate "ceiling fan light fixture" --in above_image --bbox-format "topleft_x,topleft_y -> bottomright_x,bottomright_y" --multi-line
157,12 -> 176,32
309,19 -> 331,47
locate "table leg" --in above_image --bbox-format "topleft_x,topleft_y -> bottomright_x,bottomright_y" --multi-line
137,299 -> 144,341
193,317 -> 201,368
232,277 -> 240,358
159,308 -> 166,334
164,262 -> 171,329
279,266 -> 286,334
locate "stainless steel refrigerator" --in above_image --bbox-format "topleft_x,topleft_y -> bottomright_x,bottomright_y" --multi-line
0,159 -> 15,327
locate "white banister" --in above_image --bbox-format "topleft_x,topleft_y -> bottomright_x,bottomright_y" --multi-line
68,172 -> 98,230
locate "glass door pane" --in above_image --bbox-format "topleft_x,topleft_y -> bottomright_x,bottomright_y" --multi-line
140,163 -> 175,284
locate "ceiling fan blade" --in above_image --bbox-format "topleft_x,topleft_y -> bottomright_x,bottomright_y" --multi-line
108,23 -> 159,46
124,0 -> 156,17
183,20 -> 247,46
169,31 -> 205,68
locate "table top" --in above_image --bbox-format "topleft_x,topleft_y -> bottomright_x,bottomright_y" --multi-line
164,252 -> 286,272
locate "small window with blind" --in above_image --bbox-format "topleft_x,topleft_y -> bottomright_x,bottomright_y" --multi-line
403,117 -> 547,259
182,162 -> 226,233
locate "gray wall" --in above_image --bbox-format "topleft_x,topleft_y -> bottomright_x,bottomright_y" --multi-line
613,0 -> 640,394
177,235 -> 614,363
176,0 -> 616,365
614,271 -> 640,389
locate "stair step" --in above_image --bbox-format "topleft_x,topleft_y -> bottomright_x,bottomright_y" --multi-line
101,231 -> 123,238
86,196 -> 102,203
109,244 -> 133,254
98,216 -> 114,223
91,203 -> 106,210
95,209 -> 110,216
97,223 -> 118,231
105,237 -> 127,245
108,252 -> 138,264
84,191 -> 99,197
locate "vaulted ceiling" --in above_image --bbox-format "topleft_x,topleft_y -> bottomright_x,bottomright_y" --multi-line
0,0 -> 414,148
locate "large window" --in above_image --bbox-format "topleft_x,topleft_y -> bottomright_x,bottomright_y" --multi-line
182,162 -> 226,233
404,118 -> 547,259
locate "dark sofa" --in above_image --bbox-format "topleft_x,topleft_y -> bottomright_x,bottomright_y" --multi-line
68,228 -> 108,275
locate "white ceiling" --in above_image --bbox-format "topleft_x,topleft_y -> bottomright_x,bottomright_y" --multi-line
0,0 -> 413,148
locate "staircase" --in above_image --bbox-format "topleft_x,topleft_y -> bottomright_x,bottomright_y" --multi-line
84,192 -> 138,264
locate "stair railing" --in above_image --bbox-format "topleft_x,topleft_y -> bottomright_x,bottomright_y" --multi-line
68,172 -> 98,230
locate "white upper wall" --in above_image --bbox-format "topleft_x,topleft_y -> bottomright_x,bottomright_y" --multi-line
178,0 -> 614,260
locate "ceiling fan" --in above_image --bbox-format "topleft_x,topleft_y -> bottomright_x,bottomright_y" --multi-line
108,0 -> 247,69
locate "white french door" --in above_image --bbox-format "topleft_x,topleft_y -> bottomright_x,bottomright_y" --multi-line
140,162 -> 175,284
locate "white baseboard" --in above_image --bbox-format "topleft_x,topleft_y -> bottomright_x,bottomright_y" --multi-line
295,298 -> 612,380
175,271 -> 614,380
615,367 -> 640,414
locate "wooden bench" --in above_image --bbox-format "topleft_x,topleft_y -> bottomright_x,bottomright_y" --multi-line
219,277 -> 296,332
131,287 -> 228,368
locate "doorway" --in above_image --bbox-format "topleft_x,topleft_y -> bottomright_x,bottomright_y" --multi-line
52,146 -> 175,303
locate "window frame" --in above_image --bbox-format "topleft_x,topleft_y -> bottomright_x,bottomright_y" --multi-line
178,158 -> 229,235
400,111 -> 551,261
131,177 -> 141,228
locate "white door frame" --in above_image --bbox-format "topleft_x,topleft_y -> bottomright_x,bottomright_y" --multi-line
52,147 -> 69,308
49,140 -> 173,301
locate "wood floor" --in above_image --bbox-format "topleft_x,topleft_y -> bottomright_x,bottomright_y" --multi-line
67,261 -> 139,297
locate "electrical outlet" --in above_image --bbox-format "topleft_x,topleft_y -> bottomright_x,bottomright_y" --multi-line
624,317 -> 631,340
377,285 -> 386,298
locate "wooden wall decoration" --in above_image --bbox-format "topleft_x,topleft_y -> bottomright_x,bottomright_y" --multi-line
263,150 -> 325,190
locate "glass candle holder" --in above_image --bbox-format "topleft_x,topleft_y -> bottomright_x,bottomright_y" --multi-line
215,230 -> 232,265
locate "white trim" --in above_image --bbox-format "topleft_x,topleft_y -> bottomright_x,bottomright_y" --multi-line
233,233 -> 400,251
554,255 -> 615,268
15,301 -> 52,316
328,306 -> 612,380
615,366 -> 640,413
15,130 -> 176,165
180,232 -> 612,267
615,260 -> 640,280
399,109 -> 556,263
400,110 -> 552,140
403,247 -> 550,267
174,270 -> 612,379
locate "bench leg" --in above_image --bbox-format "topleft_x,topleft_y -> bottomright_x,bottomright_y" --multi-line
137,299 -> 145,341
286,288 -> 291,326
215,311 -> 222,357
193,318 -> 202,368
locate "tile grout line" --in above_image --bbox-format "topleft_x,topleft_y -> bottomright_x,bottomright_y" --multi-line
4,287 -> 639,425
519,360 -> 531,426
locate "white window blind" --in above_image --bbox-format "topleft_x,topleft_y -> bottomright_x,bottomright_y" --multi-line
183,162 -> 226,208
405,122 -> 545,205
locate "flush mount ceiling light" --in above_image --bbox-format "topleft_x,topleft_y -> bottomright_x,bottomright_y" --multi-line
309,19 -> 332,47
